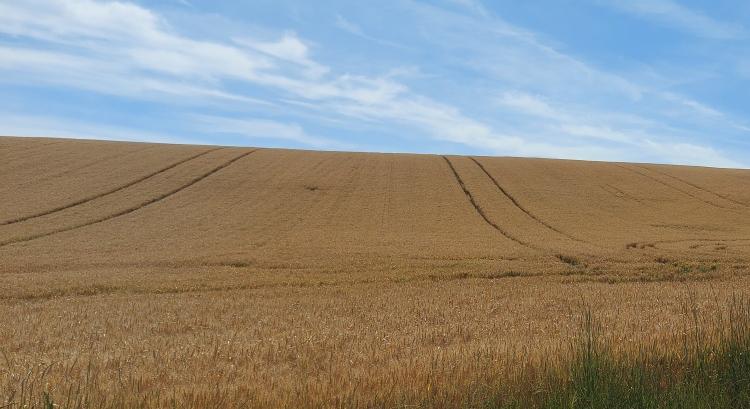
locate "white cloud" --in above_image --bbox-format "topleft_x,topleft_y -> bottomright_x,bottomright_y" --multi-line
0,46 -> 269,106
0,1 -> 492,154
642,140 -> 744,168
493,90 -> 744,167
335,15 -> 364,37
193,115 -> 342,148
241,33 -> 307,64
0,0 -> 164,44
0,1 -> 405,110
234,32 -> 329,78
446,0 -> 489,17
604,0 -> 745,39
559,125 -> 635,144
404,1 -> 644,101
0,113 -> 200,145
0,0 -> 281,105
0,0 -> 744,168
402,2 -> 745,165
658,92 -> 724,118
333,14 -> 406,49
496,92 -> 565,120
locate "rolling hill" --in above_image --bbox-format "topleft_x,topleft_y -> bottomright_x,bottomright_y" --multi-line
1,136 -> 749,279
2,135 -> 750,408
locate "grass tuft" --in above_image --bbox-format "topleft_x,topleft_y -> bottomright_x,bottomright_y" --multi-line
556,254 -> 581,267
489,296 -> 750,409
5,296 -> 750,409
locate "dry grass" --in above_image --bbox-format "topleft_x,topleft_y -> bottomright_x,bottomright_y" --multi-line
1,136 -> 749,407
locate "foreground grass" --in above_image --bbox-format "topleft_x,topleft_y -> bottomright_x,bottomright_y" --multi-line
3,293 -> 750,408
488,297 -> 750,409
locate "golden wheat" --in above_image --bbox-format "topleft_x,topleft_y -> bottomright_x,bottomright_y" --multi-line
1,136 -> 749,407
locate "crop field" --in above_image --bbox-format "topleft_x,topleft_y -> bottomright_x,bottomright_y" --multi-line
1,136 -> 750,408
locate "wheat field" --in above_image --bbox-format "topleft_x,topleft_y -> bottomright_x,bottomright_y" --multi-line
1,136 -> 749,407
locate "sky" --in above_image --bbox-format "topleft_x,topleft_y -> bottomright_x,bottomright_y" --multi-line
1,0 -> 750,168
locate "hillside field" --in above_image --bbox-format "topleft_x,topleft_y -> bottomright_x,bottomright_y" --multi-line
1,136 -> 750,407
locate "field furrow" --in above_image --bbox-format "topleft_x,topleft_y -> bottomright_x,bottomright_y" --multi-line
0,148 -> 220,226
0,149 -> 254,247
470,156 -> 590,246
616,164 -> 735,211
2,136 -> 750,408
442,156 -> 533,249
0,142 -> 209,220
641,164 -> 750,208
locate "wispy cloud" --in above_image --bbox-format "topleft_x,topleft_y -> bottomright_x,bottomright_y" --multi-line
445,0 -> 489,17
603,0 -> 745,39
0,46 -> 271,106
234,32 -> 329,78
398,1 -> 747,167
0,113 -> 201,145
333,14 -> 406,49
0,0 -> 745,168
403,1 -> 645,100
496,92 -> 566,121
334,15 -> 365,37
494,91 -> 743,167
0,0 -> 526,154
192,115 -> 345,148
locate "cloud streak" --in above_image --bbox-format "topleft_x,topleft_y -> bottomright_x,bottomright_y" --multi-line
604,0 -> 745,39
0,0 -> 532,156
192,115 -> 345,148
0,0 -> 746,168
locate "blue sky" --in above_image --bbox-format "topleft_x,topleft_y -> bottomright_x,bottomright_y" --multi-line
1,0 -> 749,168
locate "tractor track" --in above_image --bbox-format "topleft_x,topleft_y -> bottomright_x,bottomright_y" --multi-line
615,164 -> 735,211
649,238 -> 750,245
0,148 -> 221,226
0,149 -> 256,247
442,156 -> 533,249
10,144 -> 156,192
637,165 -> 749,208
626,237 -> 750,251
36,144 -> 156,182
470,157 -> 591,245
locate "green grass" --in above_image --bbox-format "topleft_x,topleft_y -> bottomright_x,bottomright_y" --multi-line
485,297 -> 750,409
8,298 -> 750,408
